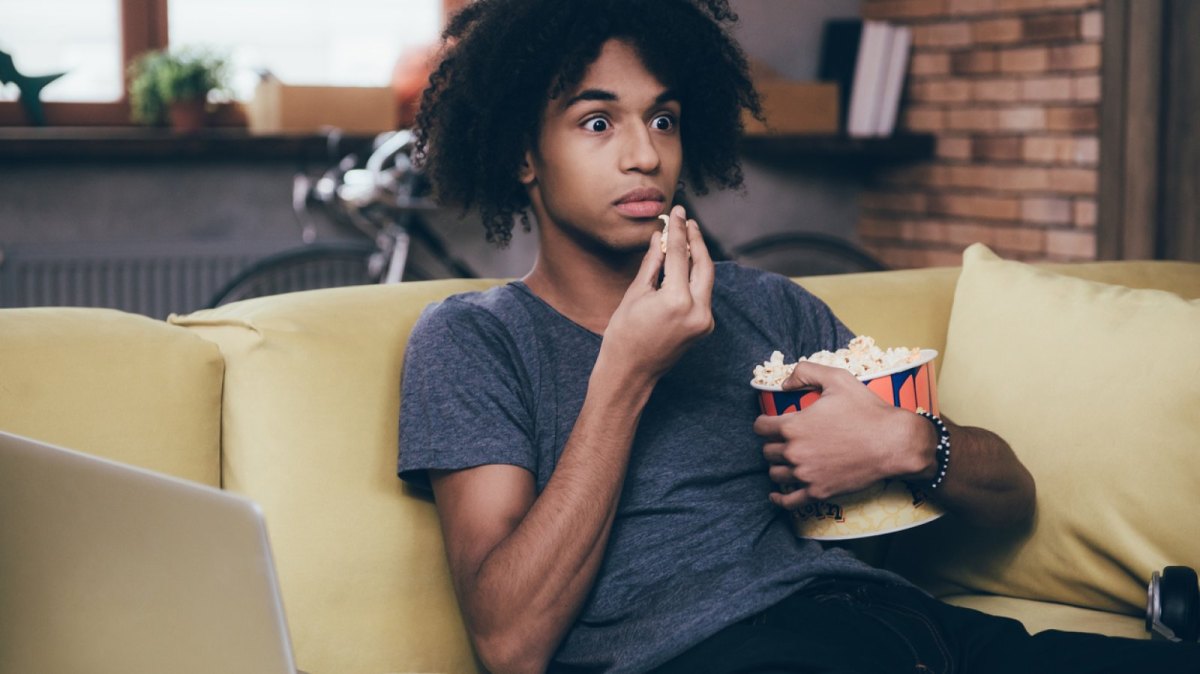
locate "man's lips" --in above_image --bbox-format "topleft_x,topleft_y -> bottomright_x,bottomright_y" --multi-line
614,187 -> 666,218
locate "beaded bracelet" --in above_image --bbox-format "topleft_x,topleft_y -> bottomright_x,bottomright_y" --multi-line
913,410 -> 951,490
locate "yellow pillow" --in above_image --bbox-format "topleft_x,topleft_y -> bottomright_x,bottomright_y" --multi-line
887,244 -> 1200,615
0,307 -> 222,486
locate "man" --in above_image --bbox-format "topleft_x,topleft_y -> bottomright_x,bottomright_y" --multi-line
398,1 -> 1200,672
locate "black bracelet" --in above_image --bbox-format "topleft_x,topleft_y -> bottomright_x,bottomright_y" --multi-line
912,410 -> 951,491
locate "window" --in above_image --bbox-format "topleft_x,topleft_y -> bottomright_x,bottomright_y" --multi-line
0,0 -> 453,126
169,0 -> 441,101
0,0 -> 124,102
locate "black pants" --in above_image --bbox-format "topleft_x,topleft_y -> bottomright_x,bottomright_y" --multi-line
651,578 -> 1200,674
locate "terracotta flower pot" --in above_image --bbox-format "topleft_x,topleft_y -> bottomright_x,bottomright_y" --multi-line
168,99 -> 208,134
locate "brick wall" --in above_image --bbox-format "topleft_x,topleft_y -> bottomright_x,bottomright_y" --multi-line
859,0 -> 1103,268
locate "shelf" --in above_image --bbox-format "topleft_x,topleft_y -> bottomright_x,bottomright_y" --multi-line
0,127 -> 381,162
739,133 -> 935,166
0,127 -> 935,166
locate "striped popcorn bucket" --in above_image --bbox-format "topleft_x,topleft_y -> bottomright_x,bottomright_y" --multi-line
752,349 -> 945,540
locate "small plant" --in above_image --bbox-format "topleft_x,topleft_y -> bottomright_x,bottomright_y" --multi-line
128,47 -> 229,126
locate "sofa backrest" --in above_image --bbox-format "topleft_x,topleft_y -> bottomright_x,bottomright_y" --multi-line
172,280 -> 498,674
0,307 -> 222,487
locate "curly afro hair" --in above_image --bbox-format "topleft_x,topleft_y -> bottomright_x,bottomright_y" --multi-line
414,0 -> 762,246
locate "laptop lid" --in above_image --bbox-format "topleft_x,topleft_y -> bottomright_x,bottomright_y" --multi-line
0,431 -> 297,674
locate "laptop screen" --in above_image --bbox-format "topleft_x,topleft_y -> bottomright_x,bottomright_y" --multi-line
0,431 -> 297,674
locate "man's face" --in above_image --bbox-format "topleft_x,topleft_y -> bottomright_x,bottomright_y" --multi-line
521,39 -> 683,257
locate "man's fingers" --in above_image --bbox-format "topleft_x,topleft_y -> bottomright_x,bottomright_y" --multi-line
660,205 -> 689,289
769,489 -> 814,511
768,464 -> 798,484
752,414 -> 786,439
781,360 -> 857,393
633,230 -> 666,290
686,218 -> 715,301
761,440 -> 789,464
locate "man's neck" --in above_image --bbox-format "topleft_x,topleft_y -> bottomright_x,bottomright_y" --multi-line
521,229 -> 643,336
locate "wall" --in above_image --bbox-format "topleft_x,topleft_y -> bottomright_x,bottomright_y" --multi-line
859,0 -> 1103,268
1,161 -> 300,245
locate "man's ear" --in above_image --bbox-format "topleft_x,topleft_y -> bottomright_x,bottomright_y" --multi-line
517,150 -> 537,185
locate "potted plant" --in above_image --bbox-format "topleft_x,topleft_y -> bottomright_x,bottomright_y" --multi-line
128,47 -> 229,133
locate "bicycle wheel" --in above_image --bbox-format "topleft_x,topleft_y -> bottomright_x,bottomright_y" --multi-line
207,241 -> 387,308
732,233 -> 887,277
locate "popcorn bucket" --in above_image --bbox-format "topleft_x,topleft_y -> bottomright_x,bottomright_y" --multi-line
752,349 -> 945,540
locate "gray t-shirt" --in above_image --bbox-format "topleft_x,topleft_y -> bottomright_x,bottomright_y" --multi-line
398,262 -> 911,673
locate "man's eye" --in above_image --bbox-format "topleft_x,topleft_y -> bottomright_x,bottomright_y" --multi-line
651,114 -> 675,131
585,118 -> 609,132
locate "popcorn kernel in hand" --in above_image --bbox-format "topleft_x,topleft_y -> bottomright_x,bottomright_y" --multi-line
658,213 -> 691,255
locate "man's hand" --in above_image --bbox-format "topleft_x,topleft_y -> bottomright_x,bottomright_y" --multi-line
753,360 -> 1036,528
601,204 -> 715,384
753,361 -> 936,510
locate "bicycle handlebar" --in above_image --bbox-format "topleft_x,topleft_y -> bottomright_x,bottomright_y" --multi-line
294,129 -> 438,242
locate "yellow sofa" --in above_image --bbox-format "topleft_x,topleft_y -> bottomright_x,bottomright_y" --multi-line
2,257 -> 1198,674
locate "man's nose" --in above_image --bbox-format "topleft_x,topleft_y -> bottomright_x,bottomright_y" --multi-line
619,124 -> 661,173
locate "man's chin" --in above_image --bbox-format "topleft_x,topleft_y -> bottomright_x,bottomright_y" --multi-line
551,214 -> 659,261
592,239 -> 651,262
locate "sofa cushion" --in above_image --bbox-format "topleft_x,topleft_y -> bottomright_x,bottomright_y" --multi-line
172,281 -> 500,674
0,307 -> 222,486
886,244 -> 1200,617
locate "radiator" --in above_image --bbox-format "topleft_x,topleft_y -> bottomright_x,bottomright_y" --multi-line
0,241 -> 302,319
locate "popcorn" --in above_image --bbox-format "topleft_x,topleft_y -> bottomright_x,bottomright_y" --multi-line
751,350 -> 794,389
751,336 -> 921,388
658,213 -> 691,255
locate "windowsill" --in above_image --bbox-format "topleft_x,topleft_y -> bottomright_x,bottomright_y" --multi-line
0,127 -> 381,161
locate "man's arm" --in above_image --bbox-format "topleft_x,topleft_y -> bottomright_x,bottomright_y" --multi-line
429,214 -> 714,674
430,363 -> 653,674
908,417 -> 1035,529
754,361 -> 1035,530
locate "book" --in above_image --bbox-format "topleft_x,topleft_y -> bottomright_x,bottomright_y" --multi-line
846,20 -> 894,138
818,19 -> 864,131
875,24 -> 913,136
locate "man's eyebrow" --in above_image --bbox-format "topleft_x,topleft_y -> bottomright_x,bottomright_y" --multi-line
559,88 -> 680,110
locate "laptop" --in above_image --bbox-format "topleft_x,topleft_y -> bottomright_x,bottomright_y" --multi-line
0,431 -> 299,674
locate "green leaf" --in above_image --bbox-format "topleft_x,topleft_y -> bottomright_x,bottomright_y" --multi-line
127,47 -> 230,125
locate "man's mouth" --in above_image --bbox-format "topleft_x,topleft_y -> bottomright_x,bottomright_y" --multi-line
614,187 -> 666,218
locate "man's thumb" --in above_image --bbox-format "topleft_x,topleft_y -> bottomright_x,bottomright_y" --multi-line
781,360 -> 853,392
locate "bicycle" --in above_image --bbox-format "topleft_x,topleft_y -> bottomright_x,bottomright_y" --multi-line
711,229 -> 886,277
208,129 -> 886,308
207,128 -> 477,307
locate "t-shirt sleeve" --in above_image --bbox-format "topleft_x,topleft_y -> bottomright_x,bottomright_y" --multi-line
397,298 -> 536,491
